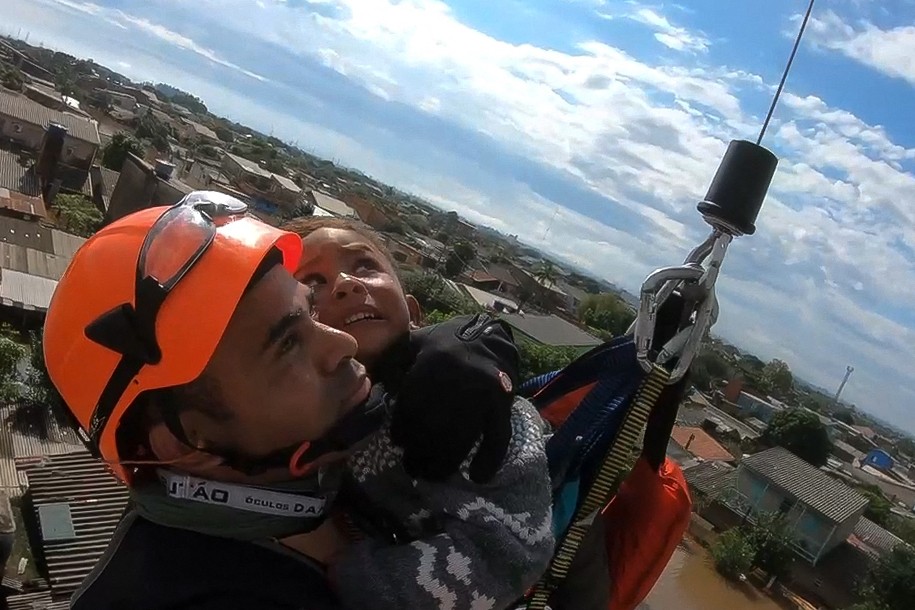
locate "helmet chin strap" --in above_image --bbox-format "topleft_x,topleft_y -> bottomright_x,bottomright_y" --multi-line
161,384 -> 391,478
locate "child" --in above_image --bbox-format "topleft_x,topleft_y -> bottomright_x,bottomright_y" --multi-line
282,216 -> 555,610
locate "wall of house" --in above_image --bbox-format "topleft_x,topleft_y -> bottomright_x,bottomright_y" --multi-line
0,117 -> 97,169
736,469 -> 847,562
787,544 -> 870,609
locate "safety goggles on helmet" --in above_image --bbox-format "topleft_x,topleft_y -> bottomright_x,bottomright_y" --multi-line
84,191 -> 251,447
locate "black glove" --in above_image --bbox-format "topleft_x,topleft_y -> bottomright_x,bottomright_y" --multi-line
389,314 -> 519,484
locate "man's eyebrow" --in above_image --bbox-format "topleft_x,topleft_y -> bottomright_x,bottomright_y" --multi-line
263,308 -> 306,352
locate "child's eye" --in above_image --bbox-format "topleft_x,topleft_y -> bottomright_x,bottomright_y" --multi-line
354,258 -> 379,273
307,290 -> 320,320
299,273 -> 326,288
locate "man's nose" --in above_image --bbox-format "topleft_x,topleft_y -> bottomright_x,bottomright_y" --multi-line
314,322 -> 359,374
332,273 -> 366,301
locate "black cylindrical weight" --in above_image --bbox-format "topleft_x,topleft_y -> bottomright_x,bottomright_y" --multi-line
696,140 -> 778,236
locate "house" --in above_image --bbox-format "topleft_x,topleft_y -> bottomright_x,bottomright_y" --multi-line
221,153 -> 302,214
731,390 -> 786,423
472,264 -> 521,296
731,446 -> 869,564
458,283 -> 519,314
305,190 -> 357,219
342,194 -> 392,229
106,155 -> 192,223
497,313 -> 602,351
0,90 -> 100,170
0,144 -> 46,220
88,165 -> 120,213
670,426 -> 735,463
179,118 -> 219,143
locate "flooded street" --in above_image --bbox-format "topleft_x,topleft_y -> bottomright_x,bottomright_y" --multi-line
641,538 -> 784,610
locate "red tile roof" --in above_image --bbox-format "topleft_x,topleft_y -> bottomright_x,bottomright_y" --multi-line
671,426 -> 735,462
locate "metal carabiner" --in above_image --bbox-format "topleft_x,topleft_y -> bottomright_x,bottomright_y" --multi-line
633,230 -> 732,384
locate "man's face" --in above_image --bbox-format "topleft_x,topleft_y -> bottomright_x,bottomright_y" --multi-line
196,264 -> 371,459
294,228 -> 414,368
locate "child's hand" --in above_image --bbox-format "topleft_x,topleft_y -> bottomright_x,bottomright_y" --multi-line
389,314 -> 519,484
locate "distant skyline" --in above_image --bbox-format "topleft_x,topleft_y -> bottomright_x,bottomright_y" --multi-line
5,0 -> 915,434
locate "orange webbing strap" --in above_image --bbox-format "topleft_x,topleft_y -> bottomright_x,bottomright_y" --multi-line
524,364 -> 670,610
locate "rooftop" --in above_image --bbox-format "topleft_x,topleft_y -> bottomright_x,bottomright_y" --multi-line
223,152 -> 271,178
0,267 -> 58,311
19,452 -> 129,597
741,446 -> 869,523
309,190 -> 357,218
849,516 -> 905,559
181,118 -> 219,141
671,426 -> 736,462
0,90 -> 100,146
271,173 -> 302,194
498,313 -> 602,347
683,460 -> 737,498
459,283 -> 519,312
0,146 -> 46,219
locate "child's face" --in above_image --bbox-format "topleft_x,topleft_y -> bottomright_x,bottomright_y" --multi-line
294,228 -> 419,367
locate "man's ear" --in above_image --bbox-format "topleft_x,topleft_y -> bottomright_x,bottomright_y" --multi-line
147,420 -> 224,473
406,294 -> 422,328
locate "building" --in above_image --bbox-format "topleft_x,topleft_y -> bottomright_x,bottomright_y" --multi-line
670,426 -> 735,463
0,144 -> 46,221
470,264 -> 522,297
179,117 -> 219,143
0,90 -> 100,169
342,194 -> 392,229
106,155 -> 192,222
862,449 -> 894,472
221,153 -> 302,215
458,284 -> 519,314
731,446 -> 869,564
498,313 -> 602,351
305,190 -> 357,219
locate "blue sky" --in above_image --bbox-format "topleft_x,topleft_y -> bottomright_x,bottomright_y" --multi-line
6,0 -> 915,433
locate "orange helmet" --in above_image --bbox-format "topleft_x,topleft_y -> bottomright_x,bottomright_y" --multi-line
44,192 -> 302,483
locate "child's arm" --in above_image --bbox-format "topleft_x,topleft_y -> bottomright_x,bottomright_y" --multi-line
389,313 -> 521,483
332,397 -> 554,610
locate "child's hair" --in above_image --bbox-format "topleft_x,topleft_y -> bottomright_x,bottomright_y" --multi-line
281,216 -> 397,268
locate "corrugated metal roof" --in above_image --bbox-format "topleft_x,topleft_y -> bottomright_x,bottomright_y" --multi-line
1,406 -> 85,460
49,230 -> 85,259
683,460 -> 737,498
0,243 -> 71,280
271,173 -> 302,193
309,190 -> 357,218
850,516 -> 905,558
0,217 -> 55,253
4,591 -> 69,609
0,90 -> 100,146
741,446 -> 868,523
224,152 -> 270,178
498,313 -> 602,347
0,267 -> 58,311
20,452 -> 129,597
0,146 -> 40,195
0,425 -> 23,498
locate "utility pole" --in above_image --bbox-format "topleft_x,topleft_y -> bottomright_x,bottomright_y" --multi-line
833,365 -> 854,407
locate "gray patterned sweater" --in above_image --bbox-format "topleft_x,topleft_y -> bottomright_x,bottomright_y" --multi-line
333,396 -> 555,610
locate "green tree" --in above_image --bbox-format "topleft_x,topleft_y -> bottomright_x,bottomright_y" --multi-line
517,342 -> 579,380
578,293 -> 636,338
401,271 -> 479,317
690,350 -> 734,391
762,408 -> 833,466
534,261 -> 558,288
860,485 -> 894,527
1,66 -> 25,91
744,512 -> 796,580
444,241 -> 475,278
761,359 -> 793,395
214,125 -> 235,143
136,113 -> 172,152
711,529 -> 755,580
856,545 -> 915,610
0,324 -> 27,403
101,133 -> 144,171
54,193 -> 104,238
834,407 -> 856,425
896,437 -> 915,458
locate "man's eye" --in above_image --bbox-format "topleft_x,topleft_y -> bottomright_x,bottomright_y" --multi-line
279,332 -> 301,356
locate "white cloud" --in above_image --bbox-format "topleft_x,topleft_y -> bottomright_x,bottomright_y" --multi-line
9,0 -> 915,431
112,11 -> 268,82
806,9 -> 915,85
622,7 -> 710,53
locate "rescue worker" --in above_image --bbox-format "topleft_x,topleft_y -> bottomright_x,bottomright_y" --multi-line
45,192 -> 378,609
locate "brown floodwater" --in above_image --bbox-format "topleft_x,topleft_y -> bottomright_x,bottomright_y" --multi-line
640,538 -> 783,610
